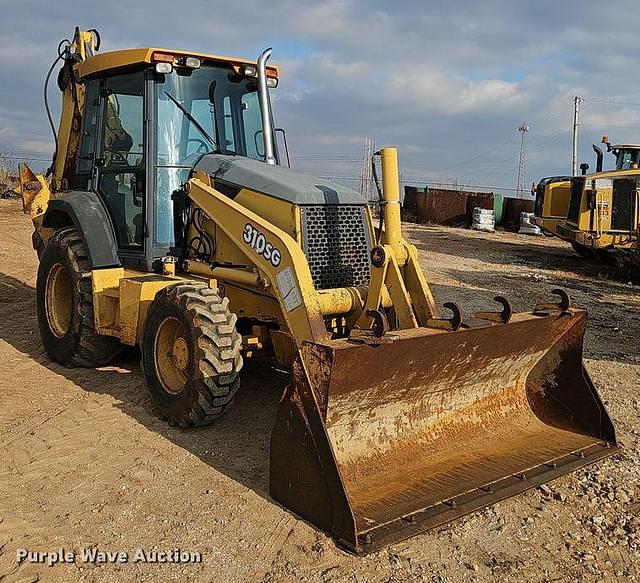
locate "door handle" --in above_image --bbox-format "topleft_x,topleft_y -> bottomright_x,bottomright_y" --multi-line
132,175 -> 144,208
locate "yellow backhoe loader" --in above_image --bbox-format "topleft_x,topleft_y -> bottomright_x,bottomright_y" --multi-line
20,28 -> 617,554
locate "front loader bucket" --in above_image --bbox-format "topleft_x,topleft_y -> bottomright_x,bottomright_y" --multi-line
270,308 -> 617,554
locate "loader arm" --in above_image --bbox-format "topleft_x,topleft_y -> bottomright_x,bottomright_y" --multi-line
185,171 -> 331,345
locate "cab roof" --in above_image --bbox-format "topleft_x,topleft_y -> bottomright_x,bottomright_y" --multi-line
77,47 -> 279,79
585,167 -> 640,180
611,144 -> 640,150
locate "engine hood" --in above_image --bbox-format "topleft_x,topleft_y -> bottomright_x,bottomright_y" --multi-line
193,154 -> 367,205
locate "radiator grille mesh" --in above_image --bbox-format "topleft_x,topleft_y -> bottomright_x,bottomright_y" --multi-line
301,205 -> 371,290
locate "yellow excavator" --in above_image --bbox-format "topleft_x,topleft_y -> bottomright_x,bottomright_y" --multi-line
20,28 -> 617,554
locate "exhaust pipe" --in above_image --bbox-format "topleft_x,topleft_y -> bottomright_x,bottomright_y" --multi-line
257,48 -> 277,165
593,144 -> 603,173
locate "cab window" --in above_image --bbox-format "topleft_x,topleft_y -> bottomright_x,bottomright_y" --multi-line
97,71 -> 145,250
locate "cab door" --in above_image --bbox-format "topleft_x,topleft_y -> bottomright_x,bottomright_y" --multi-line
95,71 -> 147,264
611,177 -> 636,232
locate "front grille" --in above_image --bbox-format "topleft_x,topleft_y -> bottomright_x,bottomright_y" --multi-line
567,177 -> 585,223
301,205 -> 371,290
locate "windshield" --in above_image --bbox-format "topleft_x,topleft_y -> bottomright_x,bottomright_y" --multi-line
156,64 -> 269,165
615,148 -> 640,170
154,63 -> 275,245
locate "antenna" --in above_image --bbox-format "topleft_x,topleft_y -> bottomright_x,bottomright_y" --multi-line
516,122 -> 530,198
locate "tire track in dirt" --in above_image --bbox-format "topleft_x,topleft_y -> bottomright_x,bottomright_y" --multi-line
1,201 -> 638,582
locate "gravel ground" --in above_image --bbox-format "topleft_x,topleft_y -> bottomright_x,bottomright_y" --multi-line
0,199 -> 638,582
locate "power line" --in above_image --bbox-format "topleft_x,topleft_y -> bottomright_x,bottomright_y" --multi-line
0,156 -> 50,163
427,136 -> 518,174
291,156 -> 359,161
582,124 -> 640,130
582,97 -> 640,107
318,174 -> 525,192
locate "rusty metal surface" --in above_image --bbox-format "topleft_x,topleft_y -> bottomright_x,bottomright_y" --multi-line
402,187 -> 421,213
357,441 -> 614,553
412,189 -> 496,226
270,309 -> 617,554
19,164 -> 41,215
465,192 -> 494,225
416,189 -> 468,225
503,197 -> 536,230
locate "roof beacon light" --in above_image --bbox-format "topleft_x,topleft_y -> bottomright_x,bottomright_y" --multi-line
152,52 -> 175,63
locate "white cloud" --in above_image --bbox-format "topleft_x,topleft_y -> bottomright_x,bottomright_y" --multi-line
2,0 -> 640,186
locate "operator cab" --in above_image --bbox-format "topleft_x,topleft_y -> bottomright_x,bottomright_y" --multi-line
600,136 -> 640,171
72,49 -> 280,270
612,145 -> 640,170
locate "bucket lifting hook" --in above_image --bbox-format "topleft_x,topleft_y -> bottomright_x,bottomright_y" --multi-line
426,302 -> 463,331
533,288 -> 572,315
366,309 -> 390,338
475,296 -> 513,324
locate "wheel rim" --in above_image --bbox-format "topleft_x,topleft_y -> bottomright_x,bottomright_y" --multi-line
154,316 -> 190,394
45,263 -> 73,338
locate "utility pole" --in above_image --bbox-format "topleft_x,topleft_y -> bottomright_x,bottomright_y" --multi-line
572,96 -> 583,176
516,122 -> 530,198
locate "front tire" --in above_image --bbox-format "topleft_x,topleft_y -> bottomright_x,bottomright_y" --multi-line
570,241 -> 593,258
36,227 -> 124,367
141,282 -> 242,427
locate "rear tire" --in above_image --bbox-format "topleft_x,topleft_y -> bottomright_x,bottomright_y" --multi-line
36,227 -> 124,367
141,282 -> 242,427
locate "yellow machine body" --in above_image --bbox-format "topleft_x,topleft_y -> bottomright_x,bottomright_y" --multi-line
555,169 -> 640,252
21,30 -> 618,554
532,177 -> 572,235
533,141 -> 640,257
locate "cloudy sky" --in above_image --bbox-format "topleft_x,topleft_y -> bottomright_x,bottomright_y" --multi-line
2,1 -> 640,195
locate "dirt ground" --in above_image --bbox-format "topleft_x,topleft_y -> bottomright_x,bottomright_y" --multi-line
0,198 -> 638,582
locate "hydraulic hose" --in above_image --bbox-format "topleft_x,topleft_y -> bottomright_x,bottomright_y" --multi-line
44,39 -> 71,176
371,151 -> 384,243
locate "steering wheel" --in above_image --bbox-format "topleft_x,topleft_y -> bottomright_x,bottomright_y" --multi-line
175,138 -> 210,156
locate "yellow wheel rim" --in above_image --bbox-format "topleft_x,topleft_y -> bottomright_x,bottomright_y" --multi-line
45,263 -> 72,338
154,316 -> 190,394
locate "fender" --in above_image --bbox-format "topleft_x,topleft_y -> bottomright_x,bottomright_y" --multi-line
42,191 -> 120,268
